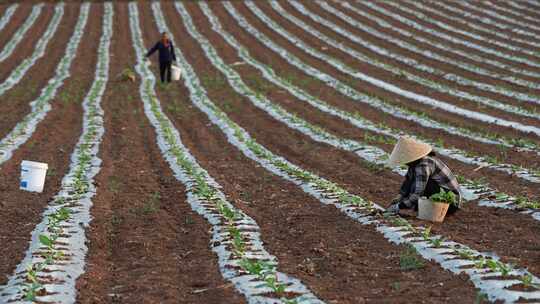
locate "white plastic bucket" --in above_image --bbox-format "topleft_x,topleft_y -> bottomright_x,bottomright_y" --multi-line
171,65 -> 182,81
417,197 -> 449,223
20,160 -> 48,193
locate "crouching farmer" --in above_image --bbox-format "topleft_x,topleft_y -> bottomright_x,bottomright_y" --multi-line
386,137 -> 462,215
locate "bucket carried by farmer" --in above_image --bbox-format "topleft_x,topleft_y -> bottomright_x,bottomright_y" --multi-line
145,32 -> 177,83
385,137 -> 462,216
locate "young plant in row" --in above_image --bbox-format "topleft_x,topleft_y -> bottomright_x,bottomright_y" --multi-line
162,4 -> 540,301
20,65 -> 107,301
199,2 -> 539,215
515,196 -> 540,210
239,1 -> 540,155
474,257 -> 513,277
22,205 -> 73,300
0,4 -> 89,166
520,274 -> 540,289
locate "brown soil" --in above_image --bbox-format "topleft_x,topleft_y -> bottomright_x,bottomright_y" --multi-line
405,0 -> 540,54
203,2 -> 540,174
273,0 -> 540,115
0,2 -> 101,285
0,2 -> 535,303
230,1 -> 540,145
250,1 -> 540,199
0,3 -> 80,140
371,1 -> 540,67
146,2 -> 485,303
75,3 -> 246,303
0,4 -> 53,81
431,0 -> 540,41
460,1 -> 540,37
349,1 -> 540,75
510,2 -> 540,21
181,1 -> 540,279
0,4 -> 31,56
324,0 -> 540,86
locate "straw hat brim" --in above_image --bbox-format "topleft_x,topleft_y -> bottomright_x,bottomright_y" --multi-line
387,137 -> 432,167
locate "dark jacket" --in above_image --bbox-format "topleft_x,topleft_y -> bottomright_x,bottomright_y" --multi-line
146,40 -> 176,63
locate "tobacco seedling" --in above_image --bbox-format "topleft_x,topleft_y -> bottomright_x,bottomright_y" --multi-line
456,175 -> 467,184
515,196 -> 540,209
240,259 -> 266,277
455,249 -> 475,260
520,274 -> 540,289
474,257 -> 512,276
265,275 -> 287,294
399,245 -> 425,271
23,264 -> 43,301
495,193 -> 510,201
228,227 -> 245,256
421,226 -> 431,241
429,237 -> 444,248
430,189 -> 458,207
217,202 -> 237,222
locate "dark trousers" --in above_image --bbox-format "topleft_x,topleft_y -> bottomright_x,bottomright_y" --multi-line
159,61 -> 172,83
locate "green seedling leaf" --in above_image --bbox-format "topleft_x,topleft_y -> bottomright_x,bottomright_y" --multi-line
429,237 -> 444,248
429,189 -> 458,206
39,234 -> 53,248
399,245 -> 424,271
422,226 -> 431,241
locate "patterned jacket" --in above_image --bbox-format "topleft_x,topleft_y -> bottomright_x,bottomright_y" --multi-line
399,156 -> 461,208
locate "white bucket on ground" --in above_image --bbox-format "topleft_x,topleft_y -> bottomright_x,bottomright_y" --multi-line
418,197 -> 449,223
20,160 -> 48,193
171,65 -> 182,81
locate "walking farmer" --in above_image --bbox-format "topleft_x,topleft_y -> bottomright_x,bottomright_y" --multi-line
146,32 -> 176,83
385,137 -> 462,215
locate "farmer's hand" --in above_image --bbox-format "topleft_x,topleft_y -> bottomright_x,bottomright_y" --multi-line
385,203 -> 400,215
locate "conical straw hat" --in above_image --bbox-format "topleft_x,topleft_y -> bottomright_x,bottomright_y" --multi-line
387,137 -> 432,167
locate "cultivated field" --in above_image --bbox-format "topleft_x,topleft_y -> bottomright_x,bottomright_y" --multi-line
0,1 -> 539,303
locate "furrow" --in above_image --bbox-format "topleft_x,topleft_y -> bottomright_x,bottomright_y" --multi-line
0,4 -> 43,63
226,1 -> 540,154
0,4 -> 89,167
225,2 -> 540,176
270,1 -> 539,122
327,0 -> 540,91
198,1 -> 540,222
401,0 -> 540,52
0,4 -> 18,33
364,0 -> 540,105
522,0 -> 540,11
426,0 -> 539,41
0,3 -> 64,97
246,1 -> 540,138
170,2 -> 540,302
505,1 -> 540,21
361,1 -> 540,69
461,0 -> 540,34
131,3 -> 322,304
0,3 -> 111,302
